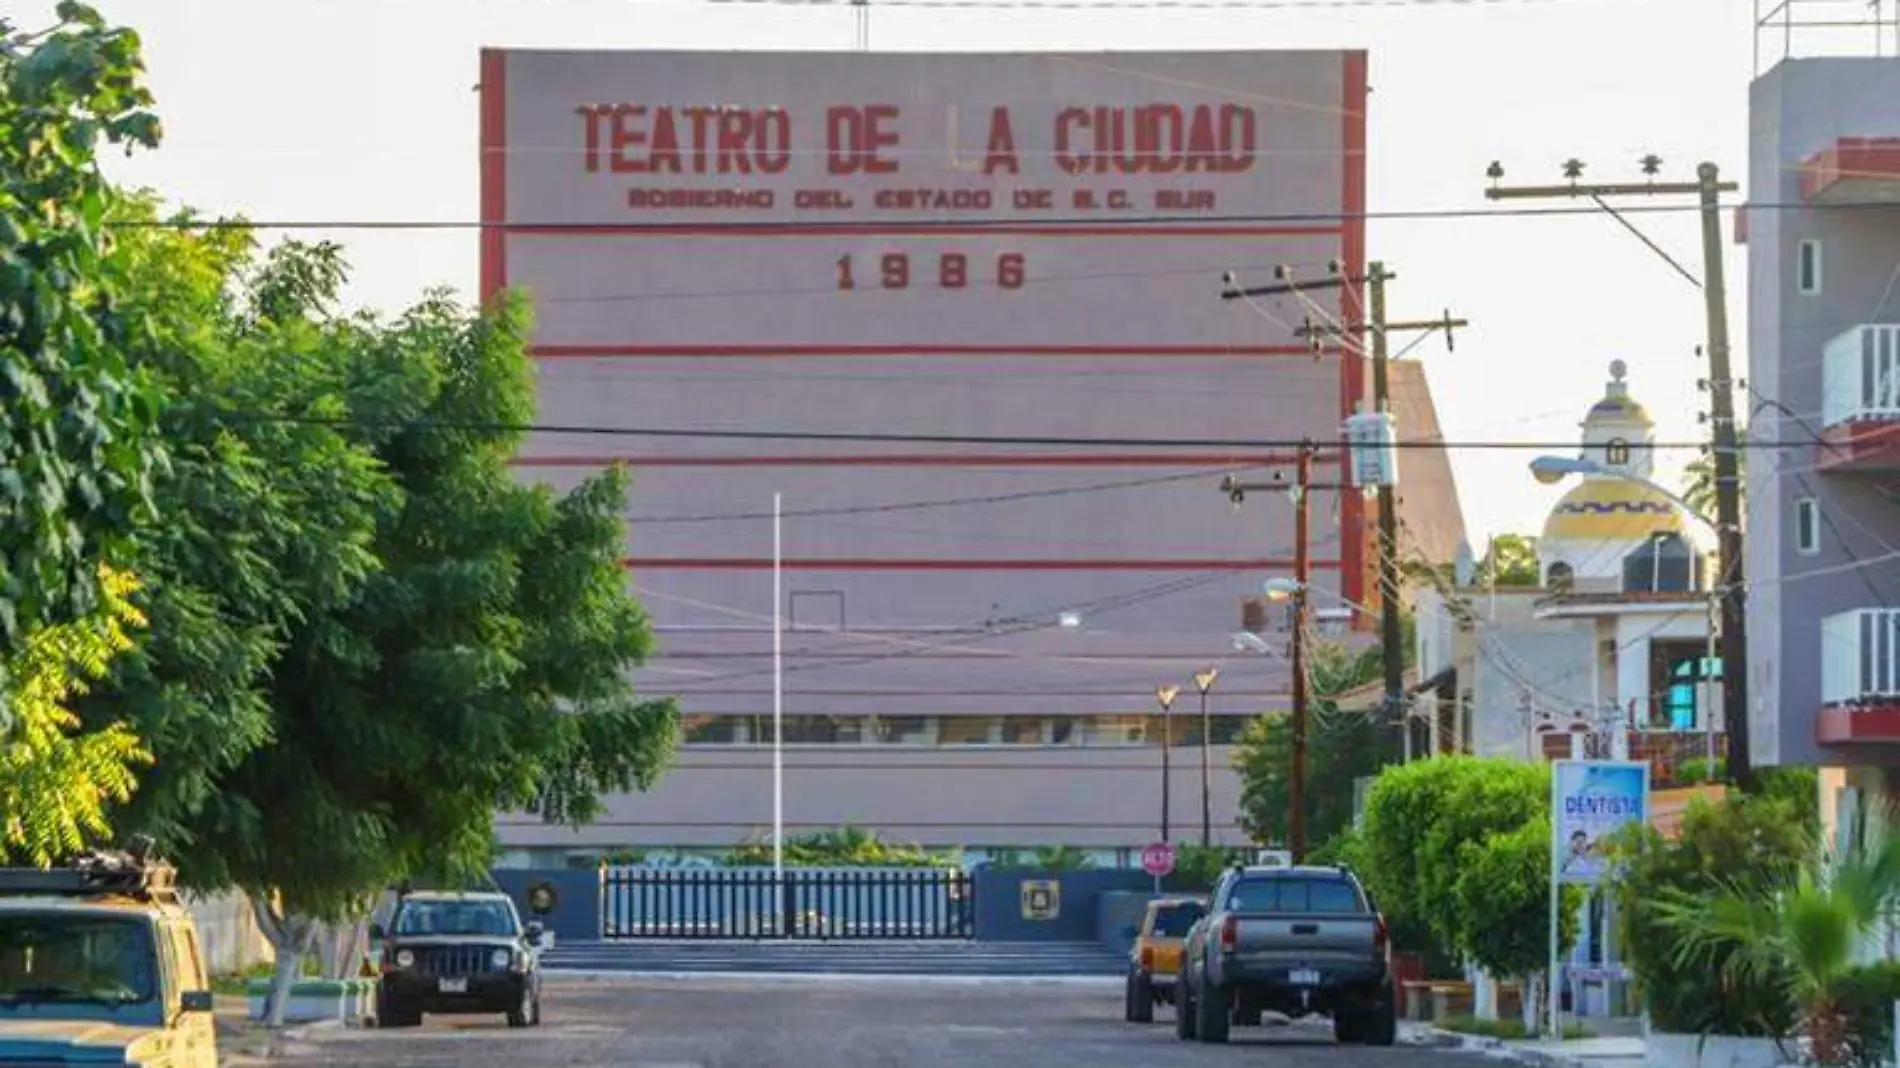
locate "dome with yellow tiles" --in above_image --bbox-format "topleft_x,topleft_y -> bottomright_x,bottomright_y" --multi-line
1541,478 -> 1686,541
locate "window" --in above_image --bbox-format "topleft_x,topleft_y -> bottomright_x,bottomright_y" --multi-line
1796,497 -> 1821,556
1224,877 -> 1365,914
1545,562 -> 1575,591
1151,902 -> 1205,937
1605,438 -> 1630,466
1799,239 -> 1822,295
1623,533 -> 1693,593
1649,640 -> 1720,731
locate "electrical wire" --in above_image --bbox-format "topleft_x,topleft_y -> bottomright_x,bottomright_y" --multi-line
104,201 -> 1900,233
225,408 -> 1834,450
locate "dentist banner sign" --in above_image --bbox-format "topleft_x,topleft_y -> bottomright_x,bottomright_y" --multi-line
1551,760 -> 1649,887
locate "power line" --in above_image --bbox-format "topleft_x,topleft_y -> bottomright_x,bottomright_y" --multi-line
108,201 -> 1900,233
227,409 -> 1831,450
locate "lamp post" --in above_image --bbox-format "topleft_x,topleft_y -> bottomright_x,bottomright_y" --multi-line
1193,667 -> 1220,847
1529,455 -> 1724,774
1155,685 -> 1180,842
1262,575 -> 1309,861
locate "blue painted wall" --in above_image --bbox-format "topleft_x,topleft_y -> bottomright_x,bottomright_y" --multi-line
970,867 -> 1151,942
490,868 -> 601,942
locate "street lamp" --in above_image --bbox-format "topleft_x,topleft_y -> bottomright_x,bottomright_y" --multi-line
1528,454 -> 1722,777
1155,685 -> 1181,842
1256,577 -> 1312,861
1193,668 -> 1220,847
1231,632 -> 1277,656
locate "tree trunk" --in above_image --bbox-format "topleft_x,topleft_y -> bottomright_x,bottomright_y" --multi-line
1519,971 -> 1542,1037
249,895 -> 315,1029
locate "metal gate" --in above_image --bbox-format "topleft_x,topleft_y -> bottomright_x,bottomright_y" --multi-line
600,867 -> 973,940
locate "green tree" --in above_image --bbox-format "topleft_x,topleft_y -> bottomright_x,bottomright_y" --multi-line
1476,534 -> 1541,587
1,566 -> 149,866
1345,755 -> 1464,958
1605,790 -> 1810,1039
1233,641 -> 1396,848
1653,819 -> 1900,1063
76,235 -> 677,1022
0,5 -> 169,700
726,826 -> 955,868
1450,817 -> 1583,1034
1414,758 -> 1548,955
1683,427 -> 1745,522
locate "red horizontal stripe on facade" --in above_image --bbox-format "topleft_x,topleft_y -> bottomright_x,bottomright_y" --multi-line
507,224 -> 1342,238
532,344 -> 1322,358
620,557 -> 1339,571
508,452 -> 1314,468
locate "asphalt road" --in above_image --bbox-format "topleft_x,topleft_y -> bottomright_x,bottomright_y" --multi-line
266,976 -> 1500,1068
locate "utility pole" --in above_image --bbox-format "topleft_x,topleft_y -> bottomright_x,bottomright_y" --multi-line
1485,157 -> 1754,791
1219,443 -> 1341,862
1290,445 -> 1311,863
1225,264 -> 1466,739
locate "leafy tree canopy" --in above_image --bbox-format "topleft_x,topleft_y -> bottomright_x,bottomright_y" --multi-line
1,566 -> 149,867
0,3 -> 170,688
1233,640 -> 1398,850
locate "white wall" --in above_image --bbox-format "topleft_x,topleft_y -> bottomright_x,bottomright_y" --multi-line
1471,623 -> 1596,761
185,890 -> 274,976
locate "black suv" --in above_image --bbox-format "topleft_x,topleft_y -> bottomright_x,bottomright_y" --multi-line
371,890 -> 546,1028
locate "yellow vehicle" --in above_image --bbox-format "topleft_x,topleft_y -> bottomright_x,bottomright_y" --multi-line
0,841 -> 218,1068
1123,895 -> 1206,1024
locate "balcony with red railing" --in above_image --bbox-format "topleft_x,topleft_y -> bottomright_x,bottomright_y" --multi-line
1818,325 -> 1900,471
1820,608 -> 1900,744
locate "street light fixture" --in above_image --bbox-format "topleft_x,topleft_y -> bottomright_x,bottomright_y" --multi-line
1156,685 -> 1180,843
1193,668 -> 1220,847
1231,632 -> 1276,656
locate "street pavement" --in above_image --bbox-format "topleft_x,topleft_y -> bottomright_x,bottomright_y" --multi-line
266,975 -> 1513,1067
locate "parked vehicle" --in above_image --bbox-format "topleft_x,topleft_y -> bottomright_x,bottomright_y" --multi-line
1123,896 -> 1205,1023
1175,864 -> 1396,1046
0,840 -> 218,1068
372,890 -> 547,1028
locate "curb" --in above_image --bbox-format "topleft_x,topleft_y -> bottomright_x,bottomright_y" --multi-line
1414,1027 -> 1622,1068
545,968 -> 1123,987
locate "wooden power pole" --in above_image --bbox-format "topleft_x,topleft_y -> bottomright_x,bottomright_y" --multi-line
1484,158 -> 1754,791
1225,263 -> 1466,741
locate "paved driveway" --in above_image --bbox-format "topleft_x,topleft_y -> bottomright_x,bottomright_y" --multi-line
267,976 -> 1498,1067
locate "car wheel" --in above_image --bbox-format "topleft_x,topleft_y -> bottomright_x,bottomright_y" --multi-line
507,984 -> 534,1028
1195,981 -> 1231,1044
1127,972 -> 1155,1024
1333,1008 -> 1363,1045
1363,984 -> 1398,1047
1174,982 -> 1198,1041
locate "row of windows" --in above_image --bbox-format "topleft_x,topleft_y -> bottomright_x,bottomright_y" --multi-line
680,714 -> 1254,747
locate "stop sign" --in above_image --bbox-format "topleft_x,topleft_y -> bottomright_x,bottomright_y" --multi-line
1141,841 -> 1176,877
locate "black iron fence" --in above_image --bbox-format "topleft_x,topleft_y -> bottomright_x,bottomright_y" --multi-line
600,867 -> 974,940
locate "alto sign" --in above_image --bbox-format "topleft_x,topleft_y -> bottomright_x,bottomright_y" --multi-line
1141,841 -> 1176,878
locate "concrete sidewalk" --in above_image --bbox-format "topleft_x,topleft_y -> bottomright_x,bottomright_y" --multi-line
1407,1024 -> 1645,1068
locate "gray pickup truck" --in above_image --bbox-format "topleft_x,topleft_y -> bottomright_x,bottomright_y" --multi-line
1174,864 -> 1396,1046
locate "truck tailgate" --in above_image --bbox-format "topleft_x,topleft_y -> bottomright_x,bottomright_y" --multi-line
1232,915 -> 1378,971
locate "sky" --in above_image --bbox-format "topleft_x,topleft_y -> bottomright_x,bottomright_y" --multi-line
49,0 -> 1779,545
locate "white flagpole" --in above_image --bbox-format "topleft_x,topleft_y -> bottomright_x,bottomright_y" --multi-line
773,492 -> 784,882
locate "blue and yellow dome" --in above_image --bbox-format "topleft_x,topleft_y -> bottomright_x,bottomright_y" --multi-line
1541,478 -> 1685,541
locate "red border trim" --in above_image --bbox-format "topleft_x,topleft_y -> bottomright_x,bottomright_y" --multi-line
1819,702 -> 1900,745
508,223 -> 1342,238
511,451 -> 1313,468
479,50 -> 507,303
622,557 -> 1340,571
1338,50 -> 1370,615
532,344 -> 1324,358
1800,137 -> 1900,203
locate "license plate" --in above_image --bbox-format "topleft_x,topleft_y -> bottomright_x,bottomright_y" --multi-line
1289,969 -> 1320,986
439,977 -> 468,994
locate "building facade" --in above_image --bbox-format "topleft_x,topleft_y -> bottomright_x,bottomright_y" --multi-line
479,48 -> 1469,866
1745,56 -> 1900,803
1413,365 -> 1721,774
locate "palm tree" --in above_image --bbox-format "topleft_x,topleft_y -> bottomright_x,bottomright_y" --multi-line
1682,428 -> 1746,521
1652,819 -> 1900,1064
1031,845 -> 1094,870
